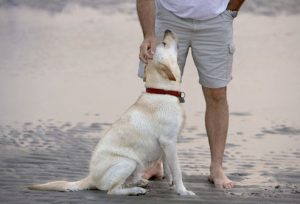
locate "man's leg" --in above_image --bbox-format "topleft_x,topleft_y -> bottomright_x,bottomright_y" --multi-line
142,159 -> 163,180
202,86 -> 234,189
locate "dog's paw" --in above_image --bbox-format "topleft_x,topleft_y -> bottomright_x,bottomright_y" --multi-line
136,179 -> 149,187
131,187 -> 147,195
168,180 -> 174,189
177,189 -> 196,196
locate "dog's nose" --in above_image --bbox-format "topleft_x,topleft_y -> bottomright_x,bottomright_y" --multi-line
164,29 -> 172,35
164,30 -> 175,39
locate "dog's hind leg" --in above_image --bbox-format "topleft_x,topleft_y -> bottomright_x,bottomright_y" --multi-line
98,158 -> 147,195
125,165 -> 149,188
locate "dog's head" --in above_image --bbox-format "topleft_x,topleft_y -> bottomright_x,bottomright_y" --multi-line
145,30 -> 181,90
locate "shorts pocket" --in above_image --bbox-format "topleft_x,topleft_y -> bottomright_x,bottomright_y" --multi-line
227,42 -> 235,80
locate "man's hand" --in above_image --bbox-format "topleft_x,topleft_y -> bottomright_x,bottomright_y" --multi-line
139,36 -> 156,64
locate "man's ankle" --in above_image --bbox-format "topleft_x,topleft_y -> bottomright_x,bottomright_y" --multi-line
210,162 -> 223,170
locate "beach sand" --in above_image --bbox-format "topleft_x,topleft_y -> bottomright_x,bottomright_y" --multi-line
0,1 -> 300,203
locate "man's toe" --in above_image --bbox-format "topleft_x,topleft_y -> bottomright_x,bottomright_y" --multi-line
224,181 -> 234,189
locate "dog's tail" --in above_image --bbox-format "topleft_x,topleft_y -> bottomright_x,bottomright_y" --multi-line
28,176 -> 94,192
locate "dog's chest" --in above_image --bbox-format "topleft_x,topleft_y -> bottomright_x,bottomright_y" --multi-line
133,95 -> 184,135
121,95 -> 182,156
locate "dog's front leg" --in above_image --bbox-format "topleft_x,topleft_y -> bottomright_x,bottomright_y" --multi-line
159,138 -> 195,196
162,152 -> 173,187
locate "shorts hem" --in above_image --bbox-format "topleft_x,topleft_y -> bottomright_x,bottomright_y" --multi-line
199,77 -> 232,88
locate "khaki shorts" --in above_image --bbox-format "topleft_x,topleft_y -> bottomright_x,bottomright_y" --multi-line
138,0 -> 236,88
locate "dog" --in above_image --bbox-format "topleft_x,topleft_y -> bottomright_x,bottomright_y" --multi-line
28,30 -> 195,196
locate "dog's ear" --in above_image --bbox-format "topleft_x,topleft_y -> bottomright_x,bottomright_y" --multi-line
158,64 -> 176,81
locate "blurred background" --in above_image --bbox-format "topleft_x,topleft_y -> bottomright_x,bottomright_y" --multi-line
0,0 -> 299,123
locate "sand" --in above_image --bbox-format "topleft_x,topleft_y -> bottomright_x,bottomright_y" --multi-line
0,1 -> 300,203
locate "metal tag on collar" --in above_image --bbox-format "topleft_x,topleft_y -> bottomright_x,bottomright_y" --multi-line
179,92 -> 185,103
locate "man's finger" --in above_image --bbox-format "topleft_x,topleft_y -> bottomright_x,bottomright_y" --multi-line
139,52 -> 147,64
140,43 -> 149,63
141,42 -> 153,59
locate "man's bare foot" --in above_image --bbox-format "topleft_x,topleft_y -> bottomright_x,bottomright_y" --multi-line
208,166 -> 234,189
142,160 -> 163,180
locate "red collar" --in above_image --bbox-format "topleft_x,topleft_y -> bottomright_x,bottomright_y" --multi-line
146,88 -> 185,103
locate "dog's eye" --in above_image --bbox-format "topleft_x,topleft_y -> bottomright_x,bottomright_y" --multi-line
162,42 -> 166,47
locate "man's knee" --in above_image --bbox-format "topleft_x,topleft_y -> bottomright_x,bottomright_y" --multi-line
202,86 -> 228,106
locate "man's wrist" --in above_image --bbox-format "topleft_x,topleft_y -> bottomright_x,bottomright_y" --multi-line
226,0 -> 245,11
226,7 -> 239,12
226,6 -> 239,12
144,33 -> 156,39
226,0 -> 244,18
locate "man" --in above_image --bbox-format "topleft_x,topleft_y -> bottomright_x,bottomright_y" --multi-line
137,0 -> 245,189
